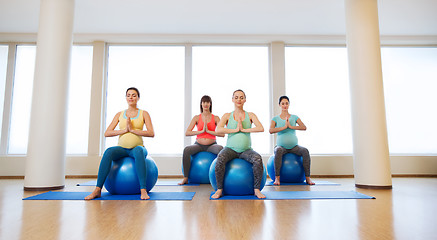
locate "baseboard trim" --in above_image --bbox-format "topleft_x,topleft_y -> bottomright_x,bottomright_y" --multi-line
23,185 -> 65,191
355,184 -> 393,189
0,176 -> 24,179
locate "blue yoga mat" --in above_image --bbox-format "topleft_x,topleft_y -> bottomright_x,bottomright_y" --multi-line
264,180 -> 340,186
77,180 -> 200,186
23,191 -> 195,201
209,191 -> 375,200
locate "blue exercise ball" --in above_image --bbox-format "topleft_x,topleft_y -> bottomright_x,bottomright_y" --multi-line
209,158 -> 267,195
104,156 -> 158,195
267,153 -> 305,183
183,151 -> 217,184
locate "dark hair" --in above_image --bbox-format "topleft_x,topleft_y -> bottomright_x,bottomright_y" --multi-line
126,87 -> 140,98
233,89 -> 246,98
200,95 -> 212,113
279,95 -> 289,104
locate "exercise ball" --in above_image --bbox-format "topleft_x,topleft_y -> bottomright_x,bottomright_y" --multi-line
183,151 -> 217,184
267,153 -> 305,183
104,156 -> 158,195
209,158 -> 267,195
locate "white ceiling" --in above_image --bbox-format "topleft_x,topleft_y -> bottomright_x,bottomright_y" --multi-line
0,0 -> 436,37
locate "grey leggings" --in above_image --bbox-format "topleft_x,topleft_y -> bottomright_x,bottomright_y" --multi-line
182,141 -> 223,177
215,147 -> 264,189
274,145 -> 311,177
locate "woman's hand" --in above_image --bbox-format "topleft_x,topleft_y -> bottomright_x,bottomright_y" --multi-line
126,117 -> 132,133
237,118 -> 243,132
241,112 -> 264,133
104,112 -> 127,137
202,119 -> 207,133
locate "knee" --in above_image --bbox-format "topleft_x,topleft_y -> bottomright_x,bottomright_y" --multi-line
104,146 -> 118,153
301,147 -> 310,157
184,145 -> 200,156
103,146 -> 121,158
274,147 -> 285,155
215,157 -> 226,169
254,160 -> 263,169
251,155 -> 263,167
183,146 -> 191,156
212,145 -> 224,154
216,157 -> 224,166
133,146 -> 147,156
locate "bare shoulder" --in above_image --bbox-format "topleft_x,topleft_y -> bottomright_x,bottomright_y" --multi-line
222,112 -> 231,119
248,112 -> 258,118
142,110 -> 152,119
114,111 -> 122,119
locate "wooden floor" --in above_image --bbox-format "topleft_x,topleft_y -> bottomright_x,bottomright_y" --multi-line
1,177 -> 436,240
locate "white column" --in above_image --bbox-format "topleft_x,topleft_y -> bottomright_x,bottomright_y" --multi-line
24,0 -> 75,190
184,44 -> 193,147
269,42 -> 286,151
88,41 -> 106,156
269,42 -> 286,117
345,0 -> 392,188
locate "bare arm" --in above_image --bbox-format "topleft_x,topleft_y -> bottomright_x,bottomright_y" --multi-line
216,113 -> 239,134
104,112 -> 127,137
205,115 -> 225,137
185,115 -> 205,136
288,118 -> 307,131
129,111 -> 155,137
269,119 -> 287,134
241,112 -> 264,133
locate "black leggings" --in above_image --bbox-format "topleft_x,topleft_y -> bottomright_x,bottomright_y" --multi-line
274,145 -> 311,177
215,147 -> 264,189
182,142 -> 223,177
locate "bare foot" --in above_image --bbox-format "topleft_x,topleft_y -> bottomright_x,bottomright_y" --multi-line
178,177 -> 189,185
140,189 -> 150,200
254,189 -> 266,199
211,189 -> 223,199
306,177 -> 315,185
84,187 -> 102,200
273,176 -> 280,185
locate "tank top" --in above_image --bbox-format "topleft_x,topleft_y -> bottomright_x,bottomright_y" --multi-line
196,114 -> 217,140
118,109 -> 144,149
272,114 -> 299,149
226,111 -> 251,153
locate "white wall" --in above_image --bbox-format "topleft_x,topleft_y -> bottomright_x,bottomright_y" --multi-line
0,34 -> 436,177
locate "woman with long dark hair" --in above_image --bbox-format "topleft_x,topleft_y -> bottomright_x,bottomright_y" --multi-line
179,95 -> 224,185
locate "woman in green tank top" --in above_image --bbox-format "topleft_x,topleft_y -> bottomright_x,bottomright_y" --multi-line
211,89 -> 266,199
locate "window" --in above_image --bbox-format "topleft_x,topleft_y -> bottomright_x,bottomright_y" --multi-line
192,46 -> 270,154
106,46 -> 185,154
66,46 -> 93,154
0,45 -> 8,144
381,47 -> 437,154
285,47 -> 353,154
8,46 -> 36,154
8,45 -> 93,154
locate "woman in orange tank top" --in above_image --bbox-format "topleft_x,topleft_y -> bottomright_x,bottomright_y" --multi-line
179,95 -> 224,185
